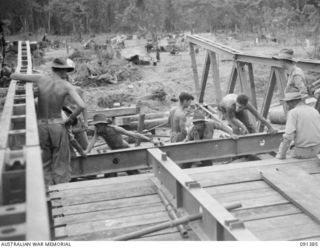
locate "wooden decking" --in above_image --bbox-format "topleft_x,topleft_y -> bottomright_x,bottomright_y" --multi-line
49,157 -> 320,241
49,174 -> 199,241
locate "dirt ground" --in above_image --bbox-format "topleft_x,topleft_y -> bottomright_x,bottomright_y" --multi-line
27,33 -> 320,114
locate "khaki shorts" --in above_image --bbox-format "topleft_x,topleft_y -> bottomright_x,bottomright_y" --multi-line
292,144 -> 320,159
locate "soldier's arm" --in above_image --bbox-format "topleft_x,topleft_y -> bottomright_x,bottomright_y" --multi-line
66,84 -> 85,122
77,87 -> 88,128
112,125 -> 153,143
276,111 -> 296,159
246,103 -> 275,133
293,75 -> 308,95
85,130 -> 98,154
11,73 -> 42,83
225,107 -> 248,134
179,114 -> 188,138
213,121 -> 238,139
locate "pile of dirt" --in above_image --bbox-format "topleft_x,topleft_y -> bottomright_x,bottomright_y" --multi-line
72,58 -> 142,87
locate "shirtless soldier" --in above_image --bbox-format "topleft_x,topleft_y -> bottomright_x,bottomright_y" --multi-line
219,93 -> 276,135
84,113 -> 157,175
11,57 -> 85,186
168,92 -> 194,142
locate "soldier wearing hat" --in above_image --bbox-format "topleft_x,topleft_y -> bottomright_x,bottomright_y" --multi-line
85,113 -> 157,175
187,111 -> 237,142
11,57 -> 85,186
276,92 -> 320,159
183,111 -> 238,168
272,48 -> 308,95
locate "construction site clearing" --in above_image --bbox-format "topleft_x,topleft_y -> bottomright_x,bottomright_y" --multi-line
2,35 -> 320,242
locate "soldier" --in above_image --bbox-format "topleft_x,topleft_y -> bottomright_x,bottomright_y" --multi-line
11,57 -> 85,186
168,92 -> 194,142
276,92 -> 320,159
219,93 -> 276,135
272,48 -> 308,95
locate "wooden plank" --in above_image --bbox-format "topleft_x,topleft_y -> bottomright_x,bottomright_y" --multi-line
134,231 -> 199,241
232,203 -> 300,222
236,62 -> 250,95
0,81 -> 17,149
49,173 -> 152,192
52,194 -> 161,217
261,167 -> 320,225
135,114 -> 145,146
87,106 -> 138,119
49,177 -> 154,198
54,202 -> 164,226
247,63 -> 257,109
208,187 -> 287,209
187,157 -> 318,175
209,52 -> 222,103
199,52 -> 210,103
188,158 -> 320,187
189,44 -> 200,96
226,63 -> 238,94
245,214 -> 320,241
258,67 -> 277,131
25,83 -> 39,146
51,183 -> 157,207
26,146 -> 50,240
55,211 -> 169,237
57,223 -> 179,241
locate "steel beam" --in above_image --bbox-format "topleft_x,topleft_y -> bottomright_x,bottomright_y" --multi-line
187,35 -> 239,58
87,106 -> 139,120
147,148 -> 258,241
187,35 -> 320,73
71,132 -> 283,177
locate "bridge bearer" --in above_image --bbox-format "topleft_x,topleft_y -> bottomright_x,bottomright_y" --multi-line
218,93 -> 276,135
84,113 -> 158,176
272,48 -> 308,95
168,92 -> 194,142
11,57 -> 85,187
183,111 -> 238,168
276,92 -> 320,159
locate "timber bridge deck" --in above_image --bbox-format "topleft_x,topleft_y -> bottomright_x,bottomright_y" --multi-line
1,36 -> 320,241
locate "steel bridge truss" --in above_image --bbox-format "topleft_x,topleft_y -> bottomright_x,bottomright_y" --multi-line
187,35 -> 320,131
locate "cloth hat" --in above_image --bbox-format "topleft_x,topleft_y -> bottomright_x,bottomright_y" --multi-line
90,114 -> 112,125
272,48 -> 295,62
281,92 -> 308,102
192,111 -> 207,123
51,58 -> 75,72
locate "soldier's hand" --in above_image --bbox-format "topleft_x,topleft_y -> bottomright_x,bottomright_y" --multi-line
276,153 -> 285,160
268,128 -> 277,134
83,122 -> 89,130
230,134 -> 239,140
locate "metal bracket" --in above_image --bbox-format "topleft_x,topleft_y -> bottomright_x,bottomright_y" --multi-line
185,181 -> 201,189
224,218 -> 245,230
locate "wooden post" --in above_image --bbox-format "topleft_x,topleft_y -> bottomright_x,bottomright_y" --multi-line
236,62 -> 250,95
209,52 -> 222,103
189,43 -> 200,97
247,63 -> 257,109
199,52 -> 211,103
135,114 -> 145,147
226,63 -> 238,94
258,68 -> 277,132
